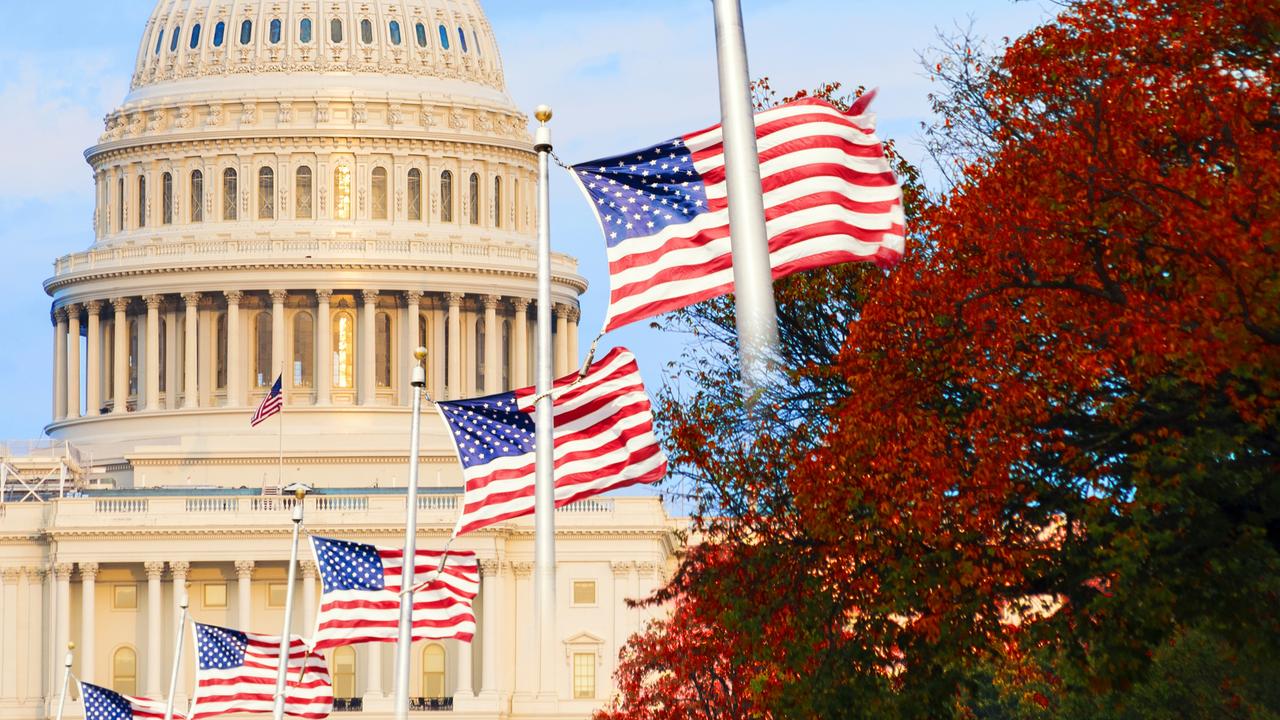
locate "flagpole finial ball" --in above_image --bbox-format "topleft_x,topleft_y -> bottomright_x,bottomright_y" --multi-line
294,486 -> 307,500
535,105 -> 553,124
414,346 -> 428,362
67,642 -> 75,651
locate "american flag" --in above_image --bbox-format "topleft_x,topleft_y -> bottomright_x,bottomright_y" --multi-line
81,681 -> 182,720
571,95 -> 906,331
439,347 -> 666,537
190,622 -> 332,720
309,535 -> 479,650
250,375 -> 284,427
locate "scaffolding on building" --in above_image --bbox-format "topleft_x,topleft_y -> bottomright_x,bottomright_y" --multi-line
0,440 -> 90,503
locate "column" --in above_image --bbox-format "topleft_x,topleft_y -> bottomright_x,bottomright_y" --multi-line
23,567 -> 45,701
299,561 -> 317,634
511,299 -> 529,388
510,562 -> 534,696
402,291 -> 423,405
84,301 -> 102,416
359,290 -> 378,405
112,298 -> 130,413
315,290 -> 332,405
235,560 -> 254,632
54,309 -> 68,421
224,292 -> 243,407
78,562 -> 99,684
456,630 -> 474,700
53,562 -> 72,689
1,568 -> 18,700
66,305 -> 81,419
363,642 -> 383,701
611,562 -> 635,646
554,304 -> 570,377
182,293 -> 200,408
165,307 -> 179,410
170,562 -> 190,704
636,562 -> 660,625
483,296 -> 500,394
143,562 -> 164,695
478,560 -> 502,699
144,296 -> 161,410
270,290 -> 287,384
568,307 -> 580,372
446,293 -> 462,399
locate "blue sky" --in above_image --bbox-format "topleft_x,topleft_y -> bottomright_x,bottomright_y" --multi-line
0,1 -> 1054,440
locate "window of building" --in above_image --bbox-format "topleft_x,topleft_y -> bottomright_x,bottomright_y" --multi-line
418,314 -> 428,348
330,18 -> 343,43
267,583 -> 287,608
112,584 -> 138,610
118,177 -> 125,232
190,170 -> 204,222
493,175 -> 501,228
371,166 -> 388,220
295,166 -> 313,218
129,318 -> 140,396
213,21 -> 225,47
333,164 -> 352,220
375,311 -> 392,388
299,18 -> 312,43
239,19 -> 253,46
113,647 -> 138,697
215,313 -> 227,390
389,20 -> 402,45
190,24 -> 201,49
422,645 -> 445,699
572,580 -> 597,606
474,30 -> 482,55
502,319 -> 511,389
222,168 -> 238,221
203,583 -> 227,608
162,172 -> 173,224
438,24 -> 449,50
333,311 -> 354,388
334,647 -> 357,699
254,312 -> 272,387
258,166 -> 274,219
458,27 -> 468,53
360,18 -> 373,44
468,173 -> 479,225
573,653 -> 595,699
407,168 -> 422,220
269,18 -> 282,44
293,311 -> 314,387
440,170 -> 453,222
155,29 -> 164,55
137,175 -> 147,228
158,317 -> 167,392
170,26 -> 181,52
415,22 -> 428,48
475,316 -> 486,390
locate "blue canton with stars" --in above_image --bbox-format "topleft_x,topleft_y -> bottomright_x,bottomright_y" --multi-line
313,536 -> 386,593
438,393 -> 536,470
82,682 -> 134,720
572,138 -> 710,248
195,623 -> 248,670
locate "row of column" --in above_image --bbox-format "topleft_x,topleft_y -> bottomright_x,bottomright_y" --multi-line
52,290 -> 581,421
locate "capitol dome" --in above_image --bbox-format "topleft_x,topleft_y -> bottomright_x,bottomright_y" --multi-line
43,0 -> 587,490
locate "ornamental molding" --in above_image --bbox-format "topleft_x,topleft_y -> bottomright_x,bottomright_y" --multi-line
127,453 -> 460,467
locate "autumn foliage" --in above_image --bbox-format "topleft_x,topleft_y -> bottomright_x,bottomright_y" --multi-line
601,1 -> 1279,718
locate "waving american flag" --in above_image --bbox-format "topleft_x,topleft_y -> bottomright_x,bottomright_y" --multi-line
190,623 -> 332,720
439,347 -> 666,537
572,95 -> 905,332
81,681 -> 182,720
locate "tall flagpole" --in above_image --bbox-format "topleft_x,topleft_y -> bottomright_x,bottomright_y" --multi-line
710,0 -> 780,396
54,643 -> 74,720
163,592 -> 190,720
271,486 -> 306,720
532,104 -> 558,701
277,369 -> 285,490
393,347 -> 428,720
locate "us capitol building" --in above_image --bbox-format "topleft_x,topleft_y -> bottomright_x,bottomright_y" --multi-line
0,1 -> 679,718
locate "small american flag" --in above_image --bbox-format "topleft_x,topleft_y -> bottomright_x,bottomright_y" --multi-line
439,347 -> 666,537
190,622 -> 332,720
81,681 -> 182,720
309,536 -> 478,650
250,375 -> 284,427
572,95 -> 905,331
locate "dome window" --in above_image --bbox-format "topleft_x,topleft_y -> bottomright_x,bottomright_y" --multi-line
440,170 -> 453,222
213,22 -> 225,48
438,25 -> 449,50
269,19 -> 282,45
330,19 -> 343,43
458,27 -> 468,53
407,169 -> 422,220
239,19 -> 252,46
299,18 -> 313,44
371,167 -> 388,220
170,26 -> 181,53
154,30 -> 163,55
189,24 -> 201,50
474,30 -> 482,55
360,19 -> 373,44
389,21 -> 402,46
415,23 -> 427,48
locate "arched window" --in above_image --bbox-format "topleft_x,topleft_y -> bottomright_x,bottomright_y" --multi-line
112,647 -> 138,697
370,167 -> 388,220
474,30 -> 482,55
439,170 -> 453,222
422,645 -> 445,699
154,30 -> 164,55
502,319 -> 511,389
269,19 -> 282,44
468,173 -> 480,225
389,21 -> 402,45
117,177 -> 125,232
438,25 -> 449,49
162,172 -> 173,225
258,167 -> 274,219
360,18 -> 374,44
295,166 -> 313,219
493,176 -> 502,228
418,314 -> 428,348
415,23 -> 428,48
190,170 -> 204,222
293,311 -> 314,387
213,22 -> 225,47
332,311 -> 355,389
407,169 -> 422,221
215,313 -> 227,390
333,647 -> 356,699
333,165 -> 352,220
475,316 -> 486,390
254,312 -> 272,387
222,168 -> 238,221
170,26 -> 181,52
239,20 -> 253,46
158,317 -> 167,393
375,311 -> 392,388
190,24 -> 201,49
458,27 -> 468,53
137,175 -> 147,228
513,178 -> 519,230
299,18 -> 312,43
330,18 -> 343,43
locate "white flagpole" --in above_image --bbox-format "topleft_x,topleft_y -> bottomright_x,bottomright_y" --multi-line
532,104 -> 558,701
393,347 -> 428,720
163,592 -> 190,720
277,369 -> 285,490
54,643 -> 74,720
271,486 -> 306,720
710,0 -> 780,396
